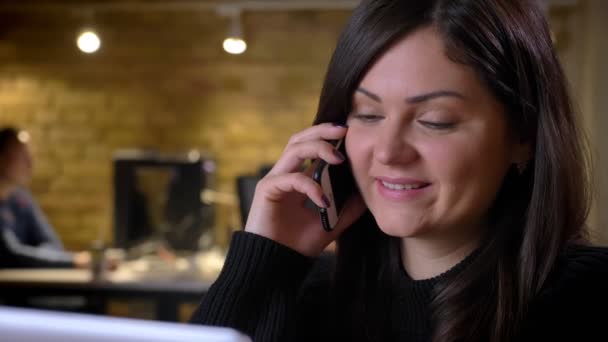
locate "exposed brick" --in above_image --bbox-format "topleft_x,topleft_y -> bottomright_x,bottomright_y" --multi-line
0,7 -> 350,250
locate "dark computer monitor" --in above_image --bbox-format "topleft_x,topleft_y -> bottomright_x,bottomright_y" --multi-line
235,165 -> 273,227
113,151 -> 215,252
236,175 -> 259,227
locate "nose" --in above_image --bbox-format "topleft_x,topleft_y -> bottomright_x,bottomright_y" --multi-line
373,122 -> 418,165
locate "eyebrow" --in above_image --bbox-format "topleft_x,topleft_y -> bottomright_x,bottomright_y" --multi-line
355,87 -> 466,104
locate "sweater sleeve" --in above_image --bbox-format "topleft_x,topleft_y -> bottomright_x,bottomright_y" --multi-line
0,227 -> 75,268
22,190 -> 65,250
189,231 -> 319,341
0,190 -> 75,268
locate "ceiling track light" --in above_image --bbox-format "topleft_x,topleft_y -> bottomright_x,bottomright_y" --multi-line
218,6 -> 247,55
76,10 -> 101,54
77,29 -> 101,54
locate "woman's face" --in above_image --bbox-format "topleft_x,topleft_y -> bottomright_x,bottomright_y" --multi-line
345,26 -> 526,240
0,141 -> 33,187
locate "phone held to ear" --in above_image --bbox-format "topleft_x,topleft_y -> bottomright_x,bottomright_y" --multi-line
312,139 -> 356,231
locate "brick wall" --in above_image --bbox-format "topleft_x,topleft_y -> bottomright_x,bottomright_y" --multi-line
0,3 -> 604,250
0,8 -> 350,249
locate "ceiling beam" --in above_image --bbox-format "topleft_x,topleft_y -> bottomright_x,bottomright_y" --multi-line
0,0 -> 361,13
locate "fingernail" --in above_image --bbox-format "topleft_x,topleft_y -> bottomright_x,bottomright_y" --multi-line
322,195 -> 331,208
332,122 -> 348,128
333,149 -> 345,161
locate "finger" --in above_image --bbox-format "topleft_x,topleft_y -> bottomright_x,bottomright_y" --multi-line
268,140 -> 346,176
258,173 -> 329,209
287,122 -> 347,145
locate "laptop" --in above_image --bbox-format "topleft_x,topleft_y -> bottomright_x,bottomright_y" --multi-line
0,306 -> 251,342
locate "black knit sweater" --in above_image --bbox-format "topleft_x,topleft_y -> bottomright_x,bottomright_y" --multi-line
190,232 -> 608,341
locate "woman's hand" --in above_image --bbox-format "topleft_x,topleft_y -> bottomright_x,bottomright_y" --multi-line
244,123 -> 366,257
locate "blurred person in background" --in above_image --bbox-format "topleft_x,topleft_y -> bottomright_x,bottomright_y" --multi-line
0,127 -> 90,268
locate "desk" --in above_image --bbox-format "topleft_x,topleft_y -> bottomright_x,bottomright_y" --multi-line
0,267 -> 217,322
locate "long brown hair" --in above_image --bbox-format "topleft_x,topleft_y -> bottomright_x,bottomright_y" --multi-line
313,0 -> 591,341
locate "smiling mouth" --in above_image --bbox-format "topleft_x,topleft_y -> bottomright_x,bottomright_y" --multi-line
380,180 -> 430,190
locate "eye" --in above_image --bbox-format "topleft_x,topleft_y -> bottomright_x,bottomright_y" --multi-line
351,113 -> 384,123
418,120 -> 456,130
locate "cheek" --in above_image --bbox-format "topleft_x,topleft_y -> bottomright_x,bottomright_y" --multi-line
345,129 -> 374,185
423,133 -> 512,195
419,139 -> 472,181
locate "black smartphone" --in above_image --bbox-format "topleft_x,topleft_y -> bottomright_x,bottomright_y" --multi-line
312,139 -> 356,231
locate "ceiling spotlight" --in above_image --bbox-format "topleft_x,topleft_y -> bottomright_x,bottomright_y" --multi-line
77,29 -> 101,54
223,36 -> 247,55
219,6 -> 247,55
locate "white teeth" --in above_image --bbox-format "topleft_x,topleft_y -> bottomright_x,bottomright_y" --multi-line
381,181 -> 425,190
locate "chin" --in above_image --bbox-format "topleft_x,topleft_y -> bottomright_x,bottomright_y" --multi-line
374,217 -> 428,238
366,204 -> 430,237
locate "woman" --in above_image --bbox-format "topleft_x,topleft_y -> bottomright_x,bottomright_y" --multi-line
0,127 -> 90,268
191,1 -> 608,341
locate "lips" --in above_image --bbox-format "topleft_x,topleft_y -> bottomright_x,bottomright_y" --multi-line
380,181 -> 428,190
375,177 -> 431,201
376,177 -> 431,189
